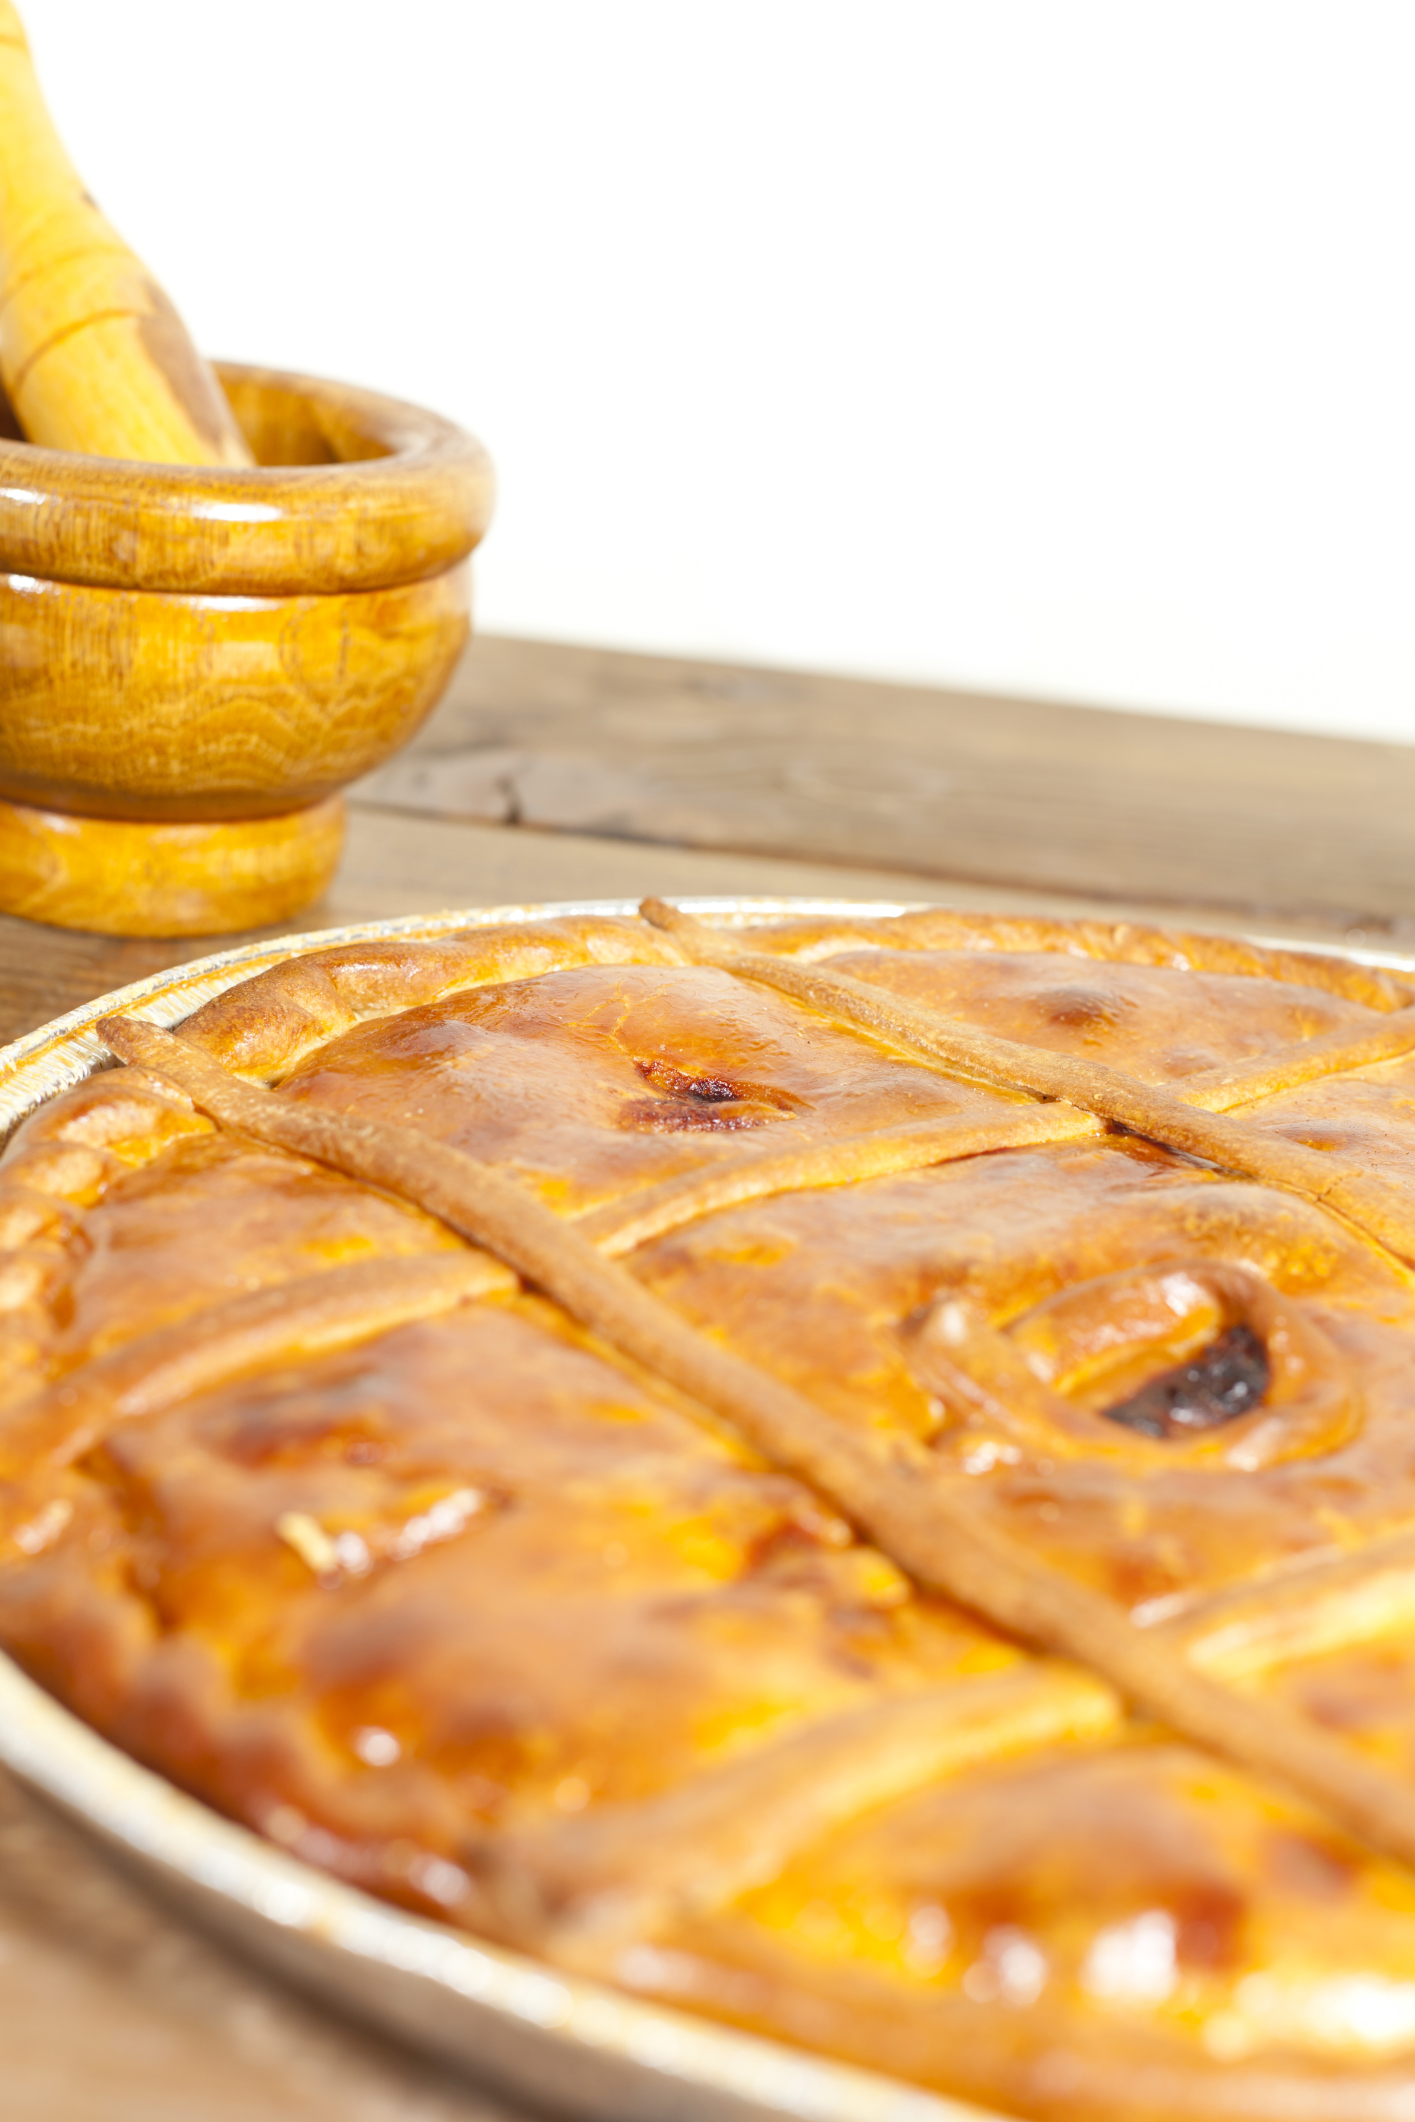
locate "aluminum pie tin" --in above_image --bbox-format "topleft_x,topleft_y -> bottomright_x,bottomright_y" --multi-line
0,897 -> 1405,2122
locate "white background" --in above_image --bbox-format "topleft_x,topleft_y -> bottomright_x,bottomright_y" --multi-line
17,1 -> 1415,740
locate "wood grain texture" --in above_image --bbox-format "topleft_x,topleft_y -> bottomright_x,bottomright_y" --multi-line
0,1 -> 252,467
0,364 -> 494,596
0,365 -> 490,933
0,562 -> 470,819
0,794 -> 346,938
357,635 -> 1415,926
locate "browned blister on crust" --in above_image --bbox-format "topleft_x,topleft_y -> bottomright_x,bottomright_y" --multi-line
12,905 -> 1415,2119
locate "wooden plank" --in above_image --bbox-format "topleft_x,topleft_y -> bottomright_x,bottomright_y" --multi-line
356,635 -> 1415,928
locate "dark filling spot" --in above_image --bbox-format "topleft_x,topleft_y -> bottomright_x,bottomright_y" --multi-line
1102,1325 -> 1269,1439
640,1060 -> 745,1103
622,1058 -> 805,1131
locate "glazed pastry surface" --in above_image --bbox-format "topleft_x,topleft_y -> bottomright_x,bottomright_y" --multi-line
8,907 -> 1415,2121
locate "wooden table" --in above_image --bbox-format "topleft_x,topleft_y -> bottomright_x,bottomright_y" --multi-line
2,633 -> 1404,2119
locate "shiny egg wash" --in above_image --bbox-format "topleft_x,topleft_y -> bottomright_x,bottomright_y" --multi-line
7,903 -> 1415,2121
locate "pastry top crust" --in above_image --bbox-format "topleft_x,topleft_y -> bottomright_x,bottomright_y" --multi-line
8,904 -> 1415,2122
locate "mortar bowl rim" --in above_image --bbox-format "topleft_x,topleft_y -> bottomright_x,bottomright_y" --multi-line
0,360 -> 494,597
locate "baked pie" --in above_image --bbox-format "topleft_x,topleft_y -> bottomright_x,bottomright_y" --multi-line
7,899 -> 1415,2119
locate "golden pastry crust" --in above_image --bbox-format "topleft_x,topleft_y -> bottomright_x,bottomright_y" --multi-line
9,904 -> 1415,2119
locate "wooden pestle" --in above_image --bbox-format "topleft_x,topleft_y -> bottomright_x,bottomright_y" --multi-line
0,0 -> 252,464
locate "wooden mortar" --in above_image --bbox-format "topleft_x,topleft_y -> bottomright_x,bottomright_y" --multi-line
0,363 -> 493,934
